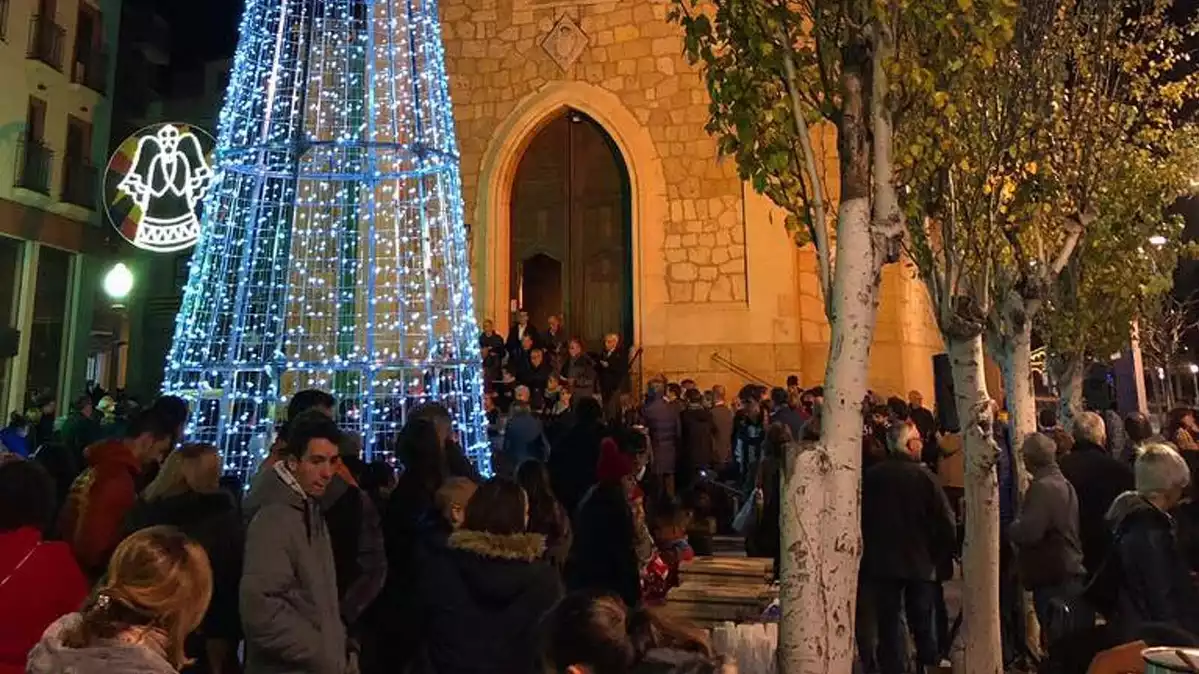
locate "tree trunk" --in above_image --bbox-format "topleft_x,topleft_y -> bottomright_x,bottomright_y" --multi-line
995,317 -> 1042,657
778,29 -> 878,674
1057,354 -> 1084,429
997,316 -> 1034,494
779,196 -> 875,674
948,334 -> 1003,674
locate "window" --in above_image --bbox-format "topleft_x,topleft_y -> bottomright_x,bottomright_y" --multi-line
15,98 -> 52,194
62,116 -> 96,208
0,0 -> 11,41
71,3 -> 105,92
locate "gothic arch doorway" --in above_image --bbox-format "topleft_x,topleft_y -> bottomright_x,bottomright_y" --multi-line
509,110 -> 633,353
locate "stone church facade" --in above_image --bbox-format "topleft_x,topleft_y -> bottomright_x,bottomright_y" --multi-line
440,0 -> 944,396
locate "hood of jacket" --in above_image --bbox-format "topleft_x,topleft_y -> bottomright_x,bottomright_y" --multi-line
1106,490 -> 1173,534
243,462 -> 310,525
443,530 -> 549,604
26,614 -> 176,674
84,439 -> 142,473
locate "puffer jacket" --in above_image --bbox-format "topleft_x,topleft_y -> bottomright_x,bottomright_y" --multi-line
415,529 -> 562,674
26,613 -> 177,674
240,464 -> 346,674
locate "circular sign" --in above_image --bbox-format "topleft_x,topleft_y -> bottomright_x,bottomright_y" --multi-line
104,122 -> 217,253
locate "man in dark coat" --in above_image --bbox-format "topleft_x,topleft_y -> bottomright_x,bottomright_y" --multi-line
678,389 -> 715,491
769,387 -> 805,442
548,397 -> 609,517
642,381 -> 681,497
1059,411 -> 1135,578
908,390 -> 937,445
505,310 -> 539,361
710,385 -> 735,472
478,319 -> 506,389
594,333 -> 628,411
861,423 -> 956,674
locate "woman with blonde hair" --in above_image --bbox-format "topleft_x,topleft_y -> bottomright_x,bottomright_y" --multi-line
27,525 -> 213,673
125,444 -> 244,673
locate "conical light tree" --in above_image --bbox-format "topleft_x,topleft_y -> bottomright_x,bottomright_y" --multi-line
164,0 -> 488,479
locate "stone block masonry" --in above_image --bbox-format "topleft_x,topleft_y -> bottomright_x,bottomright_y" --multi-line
441,0 -> 750,304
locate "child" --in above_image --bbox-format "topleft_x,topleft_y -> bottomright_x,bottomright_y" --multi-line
652,501 -> 696,568
682,486 -> 717,556
434,477 -> 478,532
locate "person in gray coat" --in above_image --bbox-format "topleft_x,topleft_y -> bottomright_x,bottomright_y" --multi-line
241,411 -> 347,674
1009,432 -> 1086,632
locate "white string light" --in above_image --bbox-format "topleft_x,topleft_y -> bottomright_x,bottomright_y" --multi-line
162,0 -> 489,481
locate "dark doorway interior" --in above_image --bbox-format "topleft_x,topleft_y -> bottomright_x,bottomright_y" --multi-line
509,110 -> 632,353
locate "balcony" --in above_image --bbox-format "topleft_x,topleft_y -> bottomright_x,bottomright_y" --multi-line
27,15 -> 65,70
72,47 -> 109,94
15,138 -> 53,195
62,157 -> 98,209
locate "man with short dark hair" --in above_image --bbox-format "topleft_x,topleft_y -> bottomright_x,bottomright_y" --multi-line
58,409 -> 175,576
242,410 -> 348,674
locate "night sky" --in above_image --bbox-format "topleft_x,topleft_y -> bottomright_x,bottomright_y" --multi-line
151,0 -> 240,68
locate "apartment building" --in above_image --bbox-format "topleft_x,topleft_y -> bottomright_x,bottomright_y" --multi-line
0,0 -> 123,416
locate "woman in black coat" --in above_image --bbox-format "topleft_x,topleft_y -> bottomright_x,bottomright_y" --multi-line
123,443 -> 243,673
566,438 -> 642,608
416,477 -> 562,674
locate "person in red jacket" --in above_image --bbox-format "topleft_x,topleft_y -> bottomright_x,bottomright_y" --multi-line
58,409 -> 174,578
0,459 -> 89,674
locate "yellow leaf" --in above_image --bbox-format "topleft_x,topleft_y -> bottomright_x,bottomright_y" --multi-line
1025,161 -> 1038,174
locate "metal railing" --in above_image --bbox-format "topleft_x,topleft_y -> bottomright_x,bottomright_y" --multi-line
27,14 -> 65,70
62,157 -> 97,208
710,351 -> 772,387
72,47 -> 108,93
15,138 -> 53,194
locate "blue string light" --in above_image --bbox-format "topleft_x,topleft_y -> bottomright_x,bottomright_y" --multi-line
162,0 -> 489,481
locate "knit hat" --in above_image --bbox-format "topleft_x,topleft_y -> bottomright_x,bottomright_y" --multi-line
596,437 -> 635,484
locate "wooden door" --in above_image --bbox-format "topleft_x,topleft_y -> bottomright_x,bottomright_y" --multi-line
509,111 -> 631,353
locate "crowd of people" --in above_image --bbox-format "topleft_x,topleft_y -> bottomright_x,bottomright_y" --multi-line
8,308 -> 1199,674
0,374 -> 759,674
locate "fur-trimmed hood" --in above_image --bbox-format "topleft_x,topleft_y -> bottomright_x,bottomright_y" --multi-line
432,529 -> 555,607
447,530 -> 546,562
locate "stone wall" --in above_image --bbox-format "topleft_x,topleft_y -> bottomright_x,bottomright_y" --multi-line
441,0 -> 748,305
441,0 -> 944,397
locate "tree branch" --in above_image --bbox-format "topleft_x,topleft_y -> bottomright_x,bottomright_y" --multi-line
782,37 -> 834,314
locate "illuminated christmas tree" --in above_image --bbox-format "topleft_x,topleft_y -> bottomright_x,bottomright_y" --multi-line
163,0 -> 488,479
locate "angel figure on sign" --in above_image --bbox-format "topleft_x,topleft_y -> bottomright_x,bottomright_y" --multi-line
117,124 -> 213,252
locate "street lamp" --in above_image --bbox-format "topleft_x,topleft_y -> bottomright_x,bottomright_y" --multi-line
1190,364 -> 1198,404
103,262 -> 134,301
1149,235 -> 1168,246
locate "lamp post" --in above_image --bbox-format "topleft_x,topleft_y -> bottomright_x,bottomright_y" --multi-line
1190,364 -> 1198,405
102,262 -> 134,302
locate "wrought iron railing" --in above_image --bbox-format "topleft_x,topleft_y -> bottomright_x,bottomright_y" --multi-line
27,14 -> 65,70
72,47 -> 108,93
15,138 -> 53,194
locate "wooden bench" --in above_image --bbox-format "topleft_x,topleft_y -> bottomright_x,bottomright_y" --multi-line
661,557 -> 778,628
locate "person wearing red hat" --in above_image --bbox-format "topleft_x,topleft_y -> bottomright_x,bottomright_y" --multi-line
565,438 -> 644,606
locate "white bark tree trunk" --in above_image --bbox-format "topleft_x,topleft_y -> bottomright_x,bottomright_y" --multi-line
1057,354 -> 1084,429
779,196 -> 875,674
948,334 -> 1003,674
995,317 -> 1042,657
